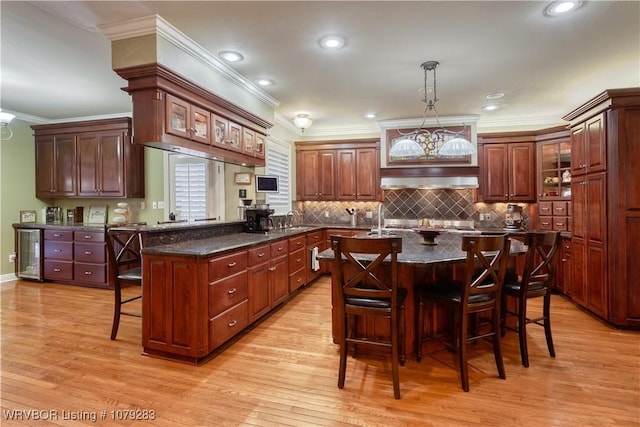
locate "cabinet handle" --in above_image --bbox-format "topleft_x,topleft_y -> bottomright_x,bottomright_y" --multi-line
555,207 -> 564,211
227,288 -> 237,295
296,258 -> 301,263
53,233 -> 61,237
268,266 -> 277,271
541,207 -> 550,211
562,258 -> 568,262
228,320 -> 238,328
555,223 -> 564,226
541,222 -> 550,225
297,278 -> 303,283
227,262 -> 237,267
54,249 -> 62,252
84,271 -> 92,275
84,251 -> 92,255
258,253 -> 265,257
565,245 -> 570,249
277,247 -> 284,251
84,235 -> 93,239
53,268 -> 61,272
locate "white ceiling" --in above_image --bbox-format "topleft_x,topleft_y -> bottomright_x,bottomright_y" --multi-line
1,1 -> 639,135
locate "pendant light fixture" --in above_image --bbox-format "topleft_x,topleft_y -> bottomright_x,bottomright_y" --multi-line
389,61 -> 476,159
293,114 -> 313,133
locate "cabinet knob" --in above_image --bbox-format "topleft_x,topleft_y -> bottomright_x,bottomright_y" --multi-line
84,271 -> 92,275
227,262 -> 237,267
84,251 -> 92,255
228,320 -> 238,328
258,253 -> 265,257
84,235 -> 93,239
268,266 -> 277,272
227,288 -> 237,295
53,268 -> 61,272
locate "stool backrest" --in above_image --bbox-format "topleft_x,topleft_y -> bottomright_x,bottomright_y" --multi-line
521,231 -> 562,292
331,236 -> 402,304
461,234 -> 511,301
105,223 -> 146,281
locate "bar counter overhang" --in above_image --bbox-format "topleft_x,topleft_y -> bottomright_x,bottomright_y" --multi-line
317,230 -> 526,356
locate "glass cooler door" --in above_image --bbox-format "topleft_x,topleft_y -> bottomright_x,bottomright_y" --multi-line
17,229 -> 43,281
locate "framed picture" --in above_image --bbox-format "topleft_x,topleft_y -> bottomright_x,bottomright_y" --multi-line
20,210 -> 37,223
234,172 -> 252,185
87,205 -> 107,224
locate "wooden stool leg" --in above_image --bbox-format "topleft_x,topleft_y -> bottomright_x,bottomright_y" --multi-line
110,283 -> 122,340
416,298 -> 424,362
543,293 -> 556,358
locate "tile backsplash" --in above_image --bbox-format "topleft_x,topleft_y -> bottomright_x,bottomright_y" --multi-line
299,189 -> 531,230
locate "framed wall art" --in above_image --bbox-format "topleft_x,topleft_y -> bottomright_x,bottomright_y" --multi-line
20,210 -> 37,223
234,172 -> 252,185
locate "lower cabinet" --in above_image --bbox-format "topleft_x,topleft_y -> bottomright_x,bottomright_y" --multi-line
306,230 -> 324,283
42,228 -> 108,288
288,235 -> 306,292
556,237 -> 572,294
247,240 -> 289,322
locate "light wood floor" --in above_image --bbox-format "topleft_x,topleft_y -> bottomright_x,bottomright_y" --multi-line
1,276 -> 639,426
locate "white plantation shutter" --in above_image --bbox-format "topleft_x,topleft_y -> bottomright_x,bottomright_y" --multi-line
265,139 -> 291,215
172,157 -> 207,222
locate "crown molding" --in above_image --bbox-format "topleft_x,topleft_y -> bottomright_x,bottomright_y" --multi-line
98,15 -> 280,109
477,115 -> 566,130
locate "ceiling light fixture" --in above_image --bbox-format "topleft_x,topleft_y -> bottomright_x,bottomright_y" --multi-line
254,78 -> 274,87
319,35 -> 345,50
546,1 -> 582,16
293,114 -> 313,133
218,51 -> 244,62
482,104 -> 502,111
388,61 -> 476,159
486,92 -> 505,100
0,110 -> 15,141
364,113 -> 377,119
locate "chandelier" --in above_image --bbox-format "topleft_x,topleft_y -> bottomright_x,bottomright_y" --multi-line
388,61 -> 476,159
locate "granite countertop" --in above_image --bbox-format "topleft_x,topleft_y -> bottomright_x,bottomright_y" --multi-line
11,222 -> 106,231
141,226 -> 322,257
317,230 -> 527,265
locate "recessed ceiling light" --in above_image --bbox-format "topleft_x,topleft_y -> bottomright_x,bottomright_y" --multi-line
219,51 -> 244,62
254,78 -> 274,87
364,113 -> 377,119
486,92 -> 505,100
319,35 -> 345,49
482,104 -> 502,112
546,1 -> 582,16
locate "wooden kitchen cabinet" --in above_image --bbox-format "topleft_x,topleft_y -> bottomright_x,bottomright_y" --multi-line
33,118 -> 144,199
337,148 -> 379,200
562,88 -> 640,328
556,237 -> 572,295
165,93 -> 210,144
288,234 -> 306,292
296,139 -> 380,201
479,139 -> 536,202
247,240 -> 289,322
35,134 -> 77,197
537,128 -> 572,200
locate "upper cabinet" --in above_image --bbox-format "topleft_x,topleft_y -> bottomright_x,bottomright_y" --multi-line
33,118 -> 144,199
570,112 -> 606,177
116,64 -> 272,167
537,127 -> 572,200
478,132 -> 536,202
296,139 -> 381,202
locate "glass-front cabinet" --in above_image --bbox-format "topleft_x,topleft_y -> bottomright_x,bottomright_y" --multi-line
538,138 -> 571,200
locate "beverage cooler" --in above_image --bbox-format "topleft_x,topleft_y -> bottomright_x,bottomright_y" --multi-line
16,228 -> 43,281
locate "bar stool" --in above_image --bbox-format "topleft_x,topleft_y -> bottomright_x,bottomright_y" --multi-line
330,235 -> 406,399
416,234 -> 511,392
501,231 -> 561,367
105,223 -> 146,340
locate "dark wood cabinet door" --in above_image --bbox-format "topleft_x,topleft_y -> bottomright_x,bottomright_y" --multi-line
77,132 -> 125,197
571,237 -> 587,306
242,128 -> 255,157
248,262 -> 270,322
227,121 -> 243,153
355,148 -> 378,200
509,143 -> 536,201
77,133 -> 100,196
570,123 -> 585,177
165,93 -> 190,139
191,106 -> 210,144
270,255 -> 289,307
586,242 -> 607,317
36,134 -> 77,198
212,115 -> 228,149
586,172 -> 607,244
318,150 -> 336,200
337,149 -> 356,200
483,144 -> 509,201
254,133 -> 266,159
298,151 -> 320,200
586,113 -> 606,175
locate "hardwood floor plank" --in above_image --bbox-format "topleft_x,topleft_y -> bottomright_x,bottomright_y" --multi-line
2,277 -> 639,426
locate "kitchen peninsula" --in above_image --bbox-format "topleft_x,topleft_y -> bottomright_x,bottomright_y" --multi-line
136,221 -> 330,364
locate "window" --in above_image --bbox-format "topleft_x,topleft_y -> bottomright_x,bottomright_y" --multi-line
166,154 -> 225,222
264,138 -> 291,215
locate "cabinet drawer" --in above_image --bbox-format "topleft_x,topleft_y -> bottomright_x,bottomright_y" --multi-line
74,242 -> 106,263
538,202 -> 553,216
208,251 -> 247,281
74,263 -> 106,284
288,235 -> 306,251
44,260 -> 73,280
74,230 -> 105,242
306,230 -> 323,245
288,248 -> 305,273
553,216 -> 568,231
209,300 -> 249,349
248,244 -> 269,265
270,239 -> 288,257
44,230 -> 73,241
44,241 -> 73,260
539,218 -> 553,230
289,268 -> 306,292
552,201 -> 568,216
209,270 -> 248,317
326,229 -> 354,238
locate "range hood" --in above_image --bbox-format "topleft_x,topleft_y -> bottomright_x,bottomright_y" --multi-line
380,176 -> 479,189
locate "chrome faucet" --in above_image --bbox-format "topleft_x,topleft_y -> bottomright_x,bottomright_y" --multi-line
286,210 -> 302,228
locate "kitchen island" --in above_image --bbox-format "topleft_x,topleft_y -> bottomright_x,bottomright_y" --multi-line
316,230 -> 526,356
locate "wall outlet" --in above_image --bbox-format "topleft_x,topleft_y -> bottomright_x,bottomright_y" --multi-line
140,201 -> 146,210
365,211 -> 373,219
8,252 -> 16,263
157,201 -> 165,209
152,201 -> 157,209
479,213 -> 486,221
324,211 -> 330,218
485,213 -> 492,221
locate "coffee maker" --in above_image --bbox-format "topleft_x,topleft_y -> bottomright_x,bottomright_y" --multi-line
245,208 -> 274,233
